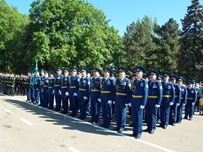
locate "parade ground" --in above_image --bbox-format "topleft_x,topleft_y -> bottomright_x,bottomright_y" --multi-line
0,94 -> 202,152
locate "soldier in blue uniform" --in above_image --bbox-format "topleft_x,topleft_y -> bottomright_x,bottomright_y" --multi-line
30,71 -> 34,103
48,71 -> 55,109
61,68 -> 70,114
114,67 -> 131,133
43,71 -> 49,108
145,69 -> 162,134
69,67 -> 79,117
177,77 -> 187,124
99,67 -> 114,128
184,80 -> 197,120
111,72 -> 117,116
54,68 -> 63,111
90,68 -> 102,124
169,75 -> 181,126
34,70 -> 40,105
78,67 -> 90,119
157,75 -> 163,124
160,71 -> 175,129
39,69 -> 45,106
130,65 -> 148,139
25,70 -> 31,102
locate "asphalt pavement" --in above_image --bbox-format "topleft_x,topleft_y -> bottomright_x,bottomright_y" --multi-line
0,94 -> 202,152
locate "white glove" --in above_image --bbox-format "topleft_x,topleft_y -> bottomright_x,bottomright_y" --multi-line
73,93 -> 78,96
125,104 -> 129,106
192,102 -> 195,106
183,103 -> 186,106
107,100 -> 112,104
98,98 -> 101,102
65,91 -> 69,96
36,88 -> 38,91
155,104 -> 160,108
129,103 -> 131,107
41,89 -> 43,92
140,105 -> 145,109
52,90 -> 55,94
113,101 -> 115,104
176,103 -> 180,106
169,102 -> 173,106
59,90 -> 61,95
84,96 -> 88,100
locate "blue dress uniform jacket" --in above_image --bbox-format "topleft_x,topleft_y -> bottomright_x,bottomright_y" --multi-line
78,76 -> 90,119
34,76 -> 40,103
160,81 -> 175,127
130,78 -> 148,136
61,75 -> 70,113
177,85 -> 188,123
90,76 -> 102,123
185,87 -> 197,119
114,77 -> 131,130
40,76 -> 45,106
48,77 -> 55,109
100,77 -> 114,127
146,80 -> 162,131
69,75 -> 79,116
54,74 -> 63,111
170,83 -> 181,124
43,77 -> 49,107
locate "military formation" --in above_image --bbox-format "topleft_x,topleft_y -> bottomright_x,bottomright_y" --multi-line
0,66 -> 202,139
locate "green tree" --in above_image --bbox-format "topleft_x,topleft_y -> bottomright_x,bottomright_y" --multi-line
178,0 -> 203,80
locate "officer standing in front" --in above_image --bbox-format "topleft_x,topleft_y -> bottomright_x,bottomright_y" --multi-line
43,70 -> 49,108
54,68 -> 63,111
145,69 -> 162,134
114,67 -> 131,133
34,70 -> 40,105
39,69 -> 45,106
99,67 -> 114,128
160,71 -> 175,129
130,65 -> 148,139
48,71 -> 55,109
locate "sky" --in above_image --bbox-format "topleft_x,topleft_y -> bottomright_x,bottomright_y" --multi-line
6,0 -> 194,36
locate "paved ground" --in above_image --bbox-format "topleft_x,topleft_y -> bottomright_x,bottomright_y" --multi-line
0,94 -> 203,152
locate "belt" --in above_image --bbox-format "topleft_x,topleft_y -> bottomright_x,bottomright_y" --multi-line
181,97 -> 184,99
116,92 -> 127,96
70,86 -> 76,88
54,84 -> 60,87
61,86 -> 67,88
24,82 -> 30,84
40,84 -> 44,86
132,95 -> 143,98
91,89 -> 100,92
148,96 -> 158,98
48,86 -> 52,88
101,91 -> 111,94
79,88 -> 86,91
175,95 -> 178,97
187,98 -> 193,100
163,95 -> 171,98
44,85 -> 48,88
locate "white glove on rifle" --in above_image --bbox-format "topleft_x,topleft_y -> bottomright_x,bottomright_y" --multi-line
129,103 -> 132,107
65,91 -> 69,96
176,103 -> 180,106
107,100 -> 112,104
192,102 -> 195,106
155,104 -> 160,108
59,90 -> 61,95
84,96 -> 88,100
140,105 -> 145,109
125,103 -> 129,106
98,98 -> 101,102
73,93 -> 78,96
169,102 -> 173,106
52,90 -> 55,94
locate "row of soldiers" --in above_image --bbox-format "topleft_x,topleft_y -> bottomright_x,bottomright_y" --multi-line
0,66 -> 200,139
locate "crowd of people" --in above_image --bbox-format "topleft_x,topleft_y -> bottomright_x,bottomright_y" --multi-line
0,66 -> 202,139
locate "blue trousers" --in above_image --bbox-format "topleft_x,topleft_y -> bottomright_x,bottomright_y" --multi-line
26,85 -> 31,100
54,88 -> 61,111
34,89 -> 40,103
131,106 -> 143,135
78,96 -> 88,119
48,90 -> 54,109
91,98 -> 100,123
101,100 -> 112,126
115,102 -> 127,129
40,86 -> 44,106
160,103 -> 170,126
146,106 -> 158,131
177,104 -> 184,123
61,89 -> 69,113
185,102 -> 194,119
69,94 -> 79,116
43,87 -> 48,107
170,104 -> 178,124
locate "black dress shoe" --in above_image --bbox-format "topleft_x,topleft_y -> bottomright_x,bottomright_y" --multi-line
163,125 -> 167,129
99,123 -> 106,127
143,128 -> 150,132
149,130 -> 155,134
117,128 -> 124,133
114,127 -> 119,131
104,125 -> 110,128
172,123 -> 176,126
91,122 -> 96,124
135,135 -> 141,139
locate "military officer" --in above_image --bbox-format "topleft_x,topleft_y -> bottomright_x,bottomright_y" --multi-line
111,72 -> 117,115
39,69 -> 45,106
169,75 -> 181,126
184,80 -> 197,120
90,68 -> 102,124
130,65 -> 148,139
99,67 -> 114,128
160,71 -> 175,129
61,68 -> 70,114
177,77 -> 187,124
69,67 -> 79,117
48,71 -> 55,109
78,67 -> 90,119
43,71 -> 49,108
157,75 -> 163,123
114,66 -> 131,133
145,69 -> 162,134
25,70 -> 32,102
34,70 -> 40,105
54,68 -> 63,111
